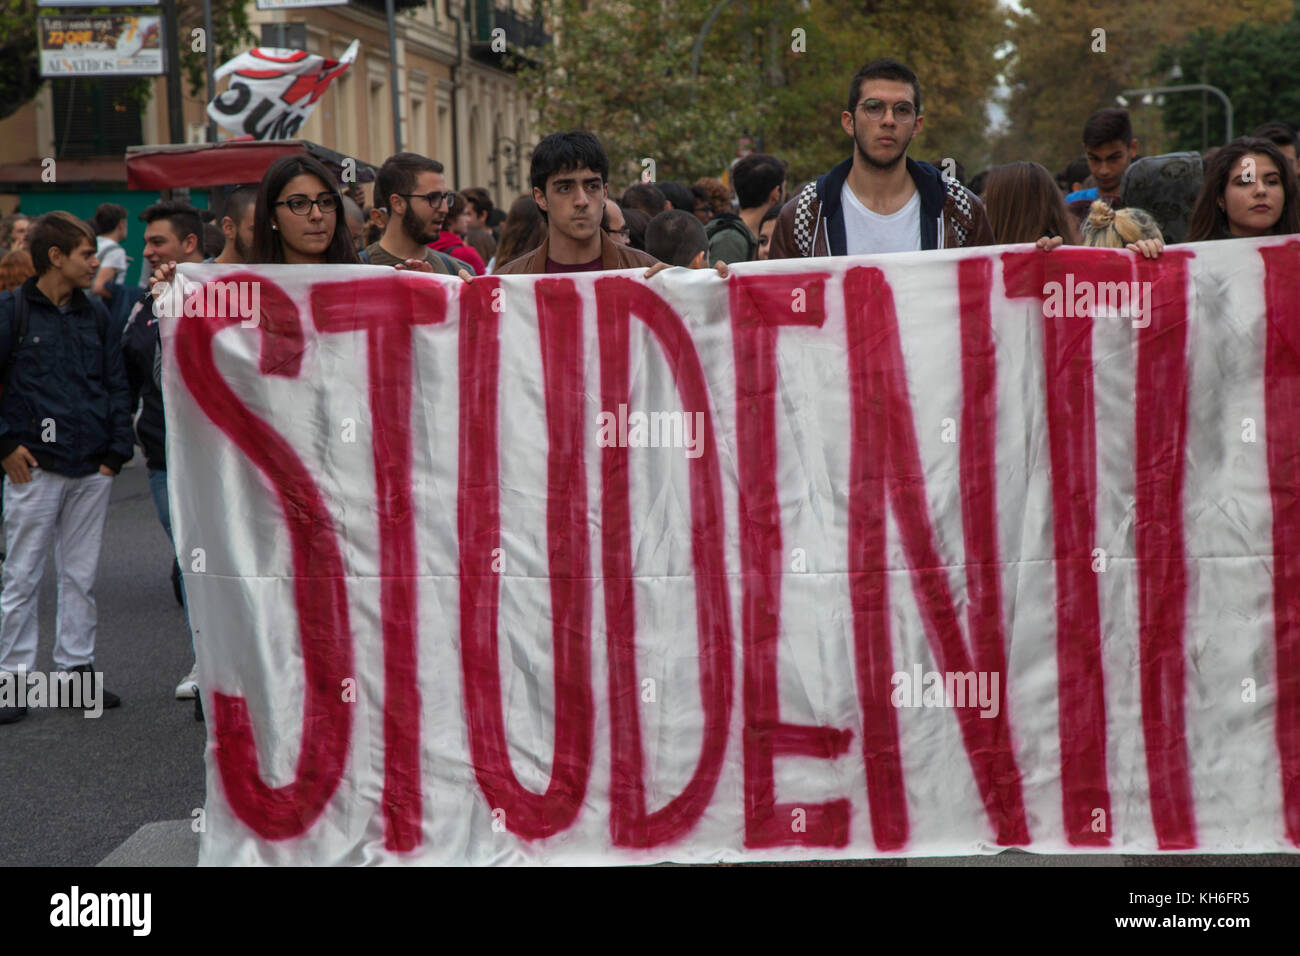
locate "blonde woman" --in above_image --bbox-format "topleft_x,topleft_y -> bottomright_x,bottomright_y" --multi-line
1080,200 -> 1164,257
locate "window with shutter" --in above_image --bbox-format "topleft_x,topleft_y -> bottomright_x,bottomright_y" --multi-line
52,77 -> 144,159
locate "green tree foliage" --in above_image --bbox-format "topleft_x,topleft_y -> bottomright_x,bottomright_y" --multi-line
518,0 -> 1002,186
1155,4 -> 1300,151
178,0 -> 257,100
995,0 -> 1289,175
519,0 -> 760,186
0,2 -> 254,122
0,1 -> 43,122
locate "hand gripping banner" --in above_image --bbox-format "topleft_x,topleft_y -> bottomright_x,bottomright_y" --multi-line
161,238 -> 1300,865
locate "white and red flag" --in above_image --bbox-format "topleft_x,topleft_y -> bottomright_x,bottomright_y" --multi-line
206,40 -> 358,140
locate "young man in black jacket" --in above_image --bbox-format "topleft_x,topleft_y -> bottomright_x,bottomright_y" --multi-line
124,200 -> 205,701
0,211 -> 133,724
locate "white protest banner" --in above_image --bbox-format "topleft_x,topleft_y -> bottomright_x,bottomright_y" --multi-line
161,238 -> 1300,864
38,15 -> 163,77
206,40 -> 358,140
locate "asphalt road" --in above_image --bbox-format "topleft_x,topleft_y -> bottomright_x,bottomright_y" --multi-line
0,457 -> 206,867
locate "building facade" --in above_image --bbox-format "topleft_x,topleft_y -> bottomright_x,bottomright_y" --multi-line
0,0 -> 542,275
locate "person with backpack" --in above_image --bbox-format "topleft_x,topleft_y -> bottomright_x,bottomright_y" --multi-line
707,153 -> 787,263
769,58 -> 994,259
0,211 -> 132,724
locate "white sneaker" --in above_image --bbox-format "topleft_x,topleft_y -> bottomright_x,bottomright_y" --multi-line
175,664 -> 199,700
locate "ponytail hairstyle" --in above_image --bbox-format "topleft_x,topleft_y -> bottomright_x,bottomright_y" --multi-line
1081,200 -> 1162,248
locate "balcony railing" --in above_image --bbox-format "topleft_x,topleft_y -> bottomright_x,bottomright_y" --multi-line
352,0 -> 429,14
470,1 -> 551,69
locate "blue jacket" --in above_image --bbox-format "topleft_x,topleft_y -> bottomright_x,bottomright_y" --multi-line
0,277 -> 134,476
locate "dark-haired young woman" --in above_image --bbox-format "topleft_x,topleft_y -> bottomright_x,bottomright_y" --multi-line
1186,137 -> 1300,242
250,154 -> 359,265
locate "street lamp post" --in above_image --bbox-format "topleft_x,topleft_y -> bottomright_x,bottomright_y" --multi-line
1117,84 -> 1233,145
489,133 -> 532,198
385,0 -> 403,153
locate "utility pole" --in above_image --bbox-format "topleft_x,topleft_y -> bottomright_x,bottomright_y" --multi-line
385,0 -> 403,152
163,0 -> 184,144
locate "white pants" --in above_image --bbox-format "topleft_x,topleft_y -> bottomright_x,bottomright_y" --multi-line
0,470 -> 113,672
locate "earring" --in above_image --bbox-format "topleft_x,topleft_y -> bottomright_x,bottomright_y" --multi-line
272,223 -> 278,230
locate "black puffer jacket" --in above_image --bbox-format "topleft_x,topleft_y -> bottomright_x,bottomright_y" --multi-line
0,277 -> 133,476
121,290 -> 166,471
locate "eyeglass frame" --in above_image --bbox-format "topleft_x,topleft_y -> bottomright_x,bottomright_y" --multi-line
397,191 -> 456,208
272,193 -> 342,216
854,98 -> 919,122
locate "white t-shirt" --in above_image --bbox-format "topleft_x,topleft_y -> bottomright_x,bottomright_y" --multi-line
841,184 -> 921,256
96,236 -> 127,275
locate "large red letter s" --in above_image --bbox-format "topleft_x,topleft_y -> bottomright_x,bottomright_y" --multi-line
174,273 -> 353,840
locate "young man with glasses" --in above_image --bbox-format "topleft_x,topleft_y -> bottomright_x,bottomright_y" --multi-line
429,191 -> 486,276
601,198 -> 631,245
769,59 -> 993,259
363,152 -> 458,274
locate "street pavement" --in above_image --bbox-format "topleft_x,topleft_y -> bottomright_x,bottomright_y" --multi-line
0,456 -> 206,867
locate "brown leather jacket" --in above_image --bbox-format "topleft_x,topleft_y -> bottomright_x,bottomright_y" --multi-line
494,229 -> 659,275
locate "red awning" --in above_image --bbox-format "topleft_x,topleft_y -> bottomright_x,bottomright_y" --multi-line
125,139 -> 376,190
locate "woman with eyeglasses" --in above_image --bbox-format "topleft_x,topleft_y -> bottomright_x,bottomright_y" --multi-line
145,154 -> 360,310
251,155 -> 359,264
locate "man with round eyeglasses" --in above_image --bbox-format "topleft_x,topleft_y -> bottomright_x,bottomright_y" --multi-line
769,58 -> 993,259
362,152 -> 459,274
601,197 -> 630,245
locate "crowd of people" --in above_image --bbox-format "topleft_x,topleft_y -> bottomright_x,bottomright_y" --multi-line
0,57 -> 1297,727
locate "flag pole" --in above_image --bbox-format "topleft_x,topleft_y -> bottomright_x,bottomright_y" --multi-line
204,0 -> 217,142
